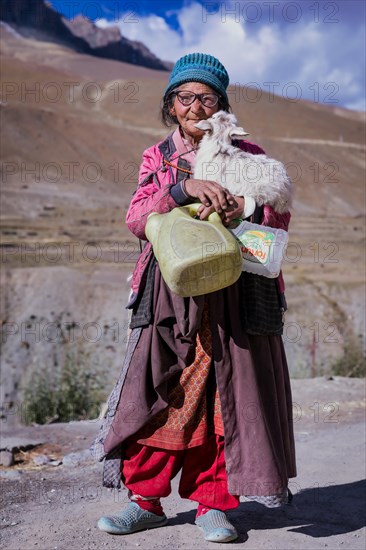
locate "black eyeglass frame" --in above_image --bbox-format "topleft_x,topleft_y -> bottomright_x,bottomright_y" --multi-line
170,89 -> 221,107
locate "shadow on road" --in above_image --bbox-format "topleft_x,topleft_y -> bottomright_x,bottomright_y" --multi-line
235,480 -> 366,539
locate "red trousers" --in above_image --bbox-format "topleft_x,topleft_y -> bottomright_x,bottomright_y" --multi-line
121,434 -> 239,514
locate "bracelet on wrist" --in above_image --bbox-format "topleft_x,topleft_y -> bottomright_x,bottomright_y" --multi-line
181,178 -> 192,199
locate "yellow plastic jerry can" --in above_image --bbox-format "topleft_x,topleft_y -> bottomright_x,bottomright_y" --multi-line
145,203 -> 242,297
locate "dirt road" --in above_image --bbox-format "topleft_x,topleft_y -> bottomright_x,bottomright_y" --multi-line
1,377 -> 365,550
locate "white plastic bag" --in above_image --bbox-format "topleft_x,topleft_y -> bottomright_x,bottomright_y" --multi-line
229,220 -> 288,278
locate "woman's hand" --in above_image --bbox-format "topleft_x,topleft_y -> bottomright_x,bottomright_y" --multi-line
197,196 -> 245,225
184,178 -> 235,214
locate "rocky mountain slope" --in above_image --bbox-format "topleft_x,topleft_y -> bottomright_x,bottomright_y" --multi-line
0,0 -> 169,70
0,20 -> 365,422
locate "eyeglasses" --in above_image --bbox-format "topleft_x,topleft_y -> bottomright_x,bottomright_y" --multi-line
173,90 -> 220,108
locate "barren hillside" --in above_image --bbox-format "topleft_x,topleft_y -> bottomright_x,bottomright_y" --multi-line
1,22 -> 365,420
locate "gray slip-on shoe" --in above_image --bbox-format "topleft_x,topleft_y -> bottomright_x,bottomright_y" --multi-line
97,502 -> 168,535
195,509 -> 238,542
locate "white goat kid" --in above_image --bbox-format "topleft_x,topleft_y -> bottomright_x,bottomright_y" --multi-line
193,111 -> 292,214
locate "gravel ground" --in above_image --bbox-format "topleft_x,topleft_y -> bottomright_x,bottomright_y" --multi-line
1,377 -> 365,550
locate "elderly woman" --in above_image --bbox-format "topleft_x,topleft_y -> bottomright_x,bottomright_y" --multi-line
93,53 -> 296,543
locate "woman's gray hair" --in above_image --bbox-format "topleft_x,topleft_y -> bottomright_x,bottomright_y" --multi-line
160,89 -> 232,127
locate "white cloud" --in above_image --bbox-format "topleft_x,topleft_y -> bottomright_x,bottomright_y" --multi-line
346,98 -> 366,111
95,18 -> 109,29
96,15 -> 184,60
96,2 -> 365,111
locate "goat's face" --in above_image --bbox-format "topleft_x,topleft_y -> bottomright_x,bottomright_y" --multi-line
194,110 -> 249,145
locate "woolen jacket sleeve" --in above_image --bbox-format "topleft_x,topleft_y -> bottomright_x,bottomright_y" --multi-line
126,144 -> 180,241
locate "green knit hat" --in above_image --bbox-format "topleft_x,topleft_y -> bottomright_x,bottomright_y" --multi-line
164,52 -> 229,102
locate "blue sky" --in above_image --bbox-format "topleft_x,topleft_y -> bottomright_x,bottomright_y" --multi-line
49,1 -> 365,110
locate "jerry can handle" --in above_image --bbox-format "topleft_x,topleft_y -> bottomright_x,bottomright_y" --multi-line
186,203 -> 222,224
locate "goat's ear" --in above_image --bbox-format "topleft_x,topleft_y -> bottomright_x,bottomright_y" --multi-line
229,127 -> 249,140
194,120 -> 212,132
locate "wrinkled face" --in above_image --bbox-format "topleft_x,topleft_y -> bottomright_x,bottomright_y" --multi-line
169,82 -> 220,141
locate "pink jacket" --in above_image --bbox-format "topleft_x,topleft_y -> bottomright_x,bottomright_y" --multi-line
126,132 -> 290,304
